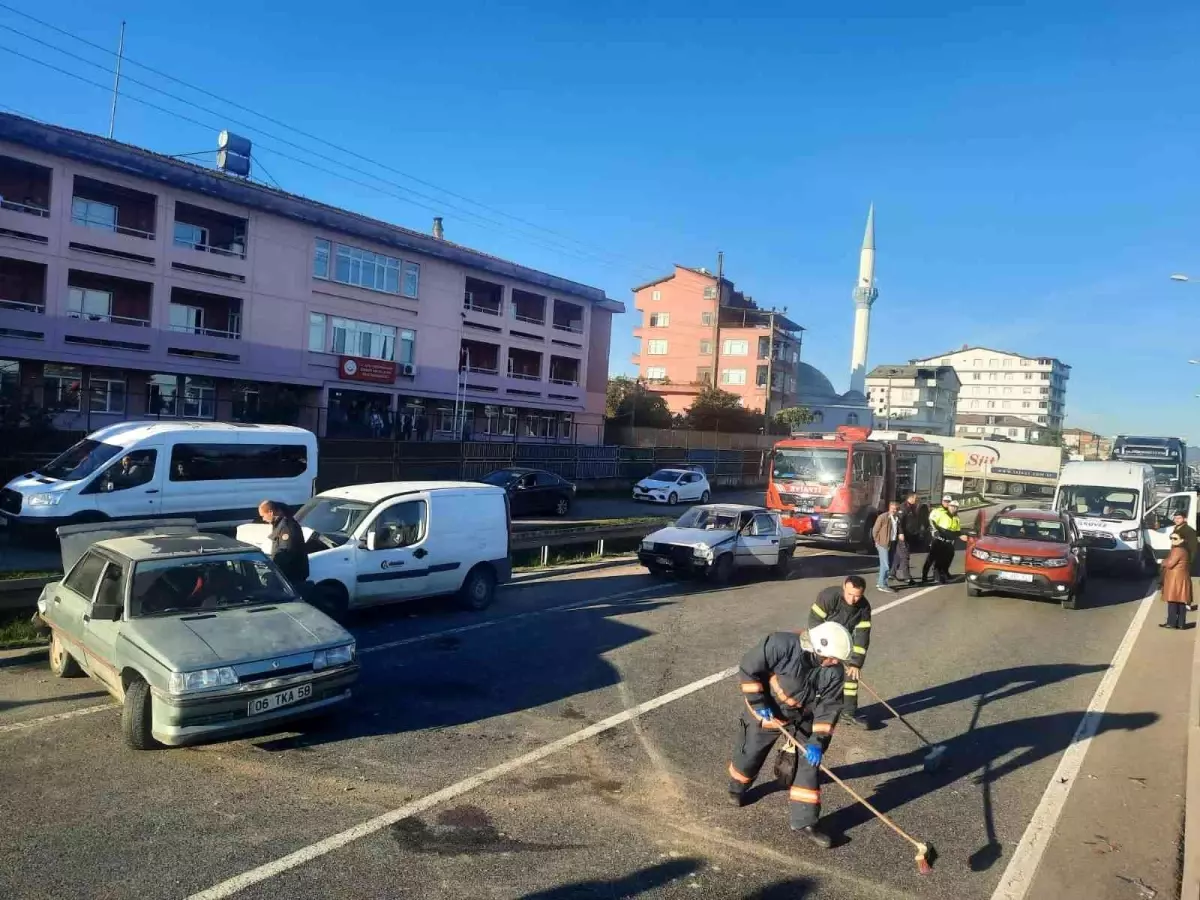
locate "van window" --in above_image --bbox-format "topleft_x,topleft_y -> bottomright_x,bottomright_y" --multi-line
38,438 -> 123,482
85,450 -> 157,494
63,552 -> 108,601
370,500 -> 427,550
169,443 -> 308,482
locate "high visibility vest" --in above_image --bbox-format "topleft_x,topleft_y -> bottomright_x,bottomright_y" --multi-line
929,507 -> 961,534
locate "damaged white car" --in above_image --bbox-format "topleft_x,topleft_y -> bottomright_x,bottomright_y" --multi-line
636,504 -> 796,583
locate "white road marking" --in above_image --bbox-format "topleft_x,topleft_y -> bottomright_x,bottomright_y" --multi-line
0,703 -> 114,735
988,585 -> 1158,900
187,580 -> 947,899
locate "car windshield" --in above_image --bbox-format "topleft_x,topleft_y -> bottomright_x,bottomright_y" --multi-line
295,496 -> 372,543
37,438 -> 123,482
481,470 -> 520,487
773,448 -> 848,484
987,516 -> 1067,543
1055,486 -> 1139,521
130,553 -> 294,617
674,507 -> 742,530
647,470 -> 682,483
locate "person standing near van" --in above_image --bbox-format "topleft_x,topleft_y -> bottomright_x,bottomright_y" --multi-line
893,492 -> 922,585
1160,531 -> 1192,629
259,500 -> 309,588
1170,509 -> 1198,610
872,501 -> 899,593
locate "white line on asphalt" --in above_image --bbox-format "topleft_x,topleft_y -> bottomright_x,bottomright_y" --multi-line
0,703 -> 114,735
187,580 -> 947,899
988,585 -> 1158,900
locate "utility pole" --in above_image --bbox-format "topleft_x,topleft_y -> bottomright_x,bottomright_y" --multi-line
763,310 -> 775,434
710,251 -> 723,391
107,21 -> 126,140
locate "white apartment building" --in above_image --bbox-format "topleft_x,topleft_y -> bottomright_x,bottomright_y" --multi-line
864,364 -> 960,435
910,346 -> 1069,434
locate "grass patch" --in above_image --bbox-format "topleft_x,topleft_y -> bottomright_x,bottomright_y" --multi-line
0,611 -> 47,649
0,570 -> 59,581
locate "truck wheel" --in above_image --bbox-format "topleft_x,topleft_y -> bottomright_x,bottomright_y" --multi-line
710,553 -> 734,585
1008,483 -> 1025,497
121,677 -> 159,751
774,550 -> 793,580
48,631 -> 82,678
459,565 -> 496,611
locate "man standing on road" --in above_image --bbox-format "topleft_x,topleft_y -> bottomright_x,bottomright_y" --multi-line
872,501 -> 899,593
259,500 -> 309,589
807,575 -> 872,727
1171,509 -> 1198,610
924,498 -> 965,584
727,621 -> 853,849
893,492 -> 922,586
922,496 -> 953,583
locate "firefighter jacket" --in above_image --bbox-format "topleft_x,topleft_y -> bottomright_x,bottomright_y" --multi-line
929,506 -> 962,543
807,584 -> 872,669
737,631 -> 845,750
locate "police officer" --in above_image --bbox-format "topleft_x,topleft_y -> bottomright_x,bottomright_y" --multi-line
925,498 -> 965,584
727,621 -> 852,849
807,575 -> 872,727
259,499 -> 309,588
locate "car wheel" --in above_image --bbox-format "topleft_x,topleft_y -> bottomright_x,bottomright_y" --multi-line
668,492 -> 679,506
48,631 -> 82,678
1062,579 -> 1083,610
313,581 -> 350,621
555,496 -> 571,516
966,584 -> 982,597
710,553 -> 734,585
646,563 -> 668,576
459,565 -> 496,611
122,677 -> 159,751
700,490 -> 711,504
774,550 -> 793,580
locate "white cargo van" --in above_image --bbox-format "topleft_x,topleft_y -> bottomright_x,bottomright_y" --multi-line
0,422 -> 317,537
237,481 -> 512,613
1053,460 -> 1197,575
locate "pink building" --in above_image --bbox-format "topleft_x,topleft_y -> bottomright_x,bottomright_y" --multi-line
0,114 -> 621,442
631,265 -> 803,416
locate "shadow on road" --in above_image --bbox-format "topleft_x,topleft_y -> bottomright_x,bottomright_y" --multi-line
517,858 -> 704,898
0,691 -> 107,714
746,879 -> 815,899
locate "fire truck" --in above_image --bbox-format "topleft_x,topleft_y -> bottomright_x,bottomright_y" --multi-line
765,426 -> 945,548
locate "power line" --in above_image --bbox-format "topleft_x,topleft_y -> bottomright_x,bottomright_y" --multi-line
0,1 -> 653,271
250,154 -> 282,191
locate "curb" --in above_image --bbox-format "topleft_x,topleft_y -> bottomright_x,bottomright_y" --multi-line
1183,584 -> 1200,899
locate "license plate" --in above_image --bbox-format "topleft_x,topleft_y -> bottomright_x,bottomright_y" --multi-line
998,572 -> 1035,582
655,556 -> 671,566
248,683 -> 313,716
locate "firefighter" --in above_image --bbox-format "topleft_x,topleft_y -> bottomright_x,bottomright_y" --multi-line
727,620 -> 852,849
807,575 -> 872,727
258,499 -> 309,588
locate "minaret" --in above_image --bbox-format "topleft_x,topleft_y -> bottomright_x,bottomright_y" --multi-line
848,204 -> 877,395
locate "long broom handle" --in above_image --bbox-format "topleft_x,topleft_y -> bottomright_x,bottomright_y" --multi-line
777,726 -> 925,853
857,679 -> 933,746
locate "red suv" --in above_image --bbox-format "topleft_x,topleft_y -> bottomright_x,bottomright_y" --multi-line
964,506 -> 1088,609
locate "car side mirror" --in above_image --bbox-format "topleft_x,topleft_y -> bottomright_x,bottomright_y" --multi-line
365,531 -> 378,551
90,603 -> 122,622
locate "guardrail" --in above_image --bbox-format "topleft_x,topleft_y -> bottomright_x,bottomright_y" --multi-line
511,520 -> 667,566
0,576 -> 55,612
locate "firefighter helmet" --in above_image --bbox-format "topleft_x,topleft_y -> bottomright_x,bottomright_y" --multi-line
801,621 -> 853,661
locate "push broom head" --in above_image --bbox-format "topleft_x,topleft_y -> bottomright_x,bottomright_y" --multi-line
915,843 -> 935,875
922,744 -> 947,774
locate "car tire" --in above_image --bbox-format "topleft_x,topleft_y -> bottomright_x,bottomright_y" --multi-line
668,492 -> 679,506
700,490 -> 711,504
313,581 -> 350,621
1062,580 -> 1083,610
646,563 -> 669,576
554,496 -> 571,516
710,553 -> 734,585
122,677 -> 159,751
966,584 -> 982,597
459,565 -> 496,611
774,550 -> 793,580
48,631 -> 82,678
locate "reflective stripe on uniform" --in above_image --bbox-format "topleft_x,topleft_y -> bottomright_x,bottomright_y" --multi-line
843,682 -> 858,694
770,675 -> 801,707
728,763 -> 752,784
789,786 -> 821,804
740,681 -> 763,693
812,722 -> 833,734
810,603 -> 827,619
855,621 -> 871,629
852,645 -> 867,656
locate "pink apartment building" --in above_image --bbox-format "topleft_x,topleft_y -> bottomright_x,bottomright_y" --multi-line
631,265 -> 803,416
0,114 -> 621,442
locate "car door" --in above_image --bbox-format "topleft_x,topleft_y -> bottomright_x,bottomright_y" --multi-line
1144,492 -> 1198,559
530,472 -> 556,513
355,498 -> 432,606
739,512 -> 783,566
79,448 -> 163,520
50,550 -> 107,669
82,559 -> 126,695
511,474 -> 537,516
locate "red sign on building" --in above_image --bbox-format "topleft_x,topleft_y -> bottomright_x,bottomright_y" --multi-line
337,356 -> 397,385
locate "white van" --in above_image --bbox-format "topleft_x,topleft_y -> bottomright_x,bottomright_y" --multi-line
1053,460 -> 1197,576
0,422 -> 317,537
237,481 -> 512,613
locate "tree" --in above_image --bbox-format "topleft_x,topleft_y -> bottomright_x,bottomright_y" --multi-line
684,386 -> 762,433
605,376 -> 673,429
773,406 -> 816,433
1032,428 -> 1064,448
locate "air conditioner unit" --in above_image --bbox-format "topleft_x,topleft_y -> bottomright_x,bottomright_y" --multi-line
400,363 -> 416,377
463,291 -> 474,307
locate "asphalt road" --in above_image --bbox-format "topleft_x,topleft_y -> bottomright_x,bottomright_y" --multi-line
0,546 -> 1173,899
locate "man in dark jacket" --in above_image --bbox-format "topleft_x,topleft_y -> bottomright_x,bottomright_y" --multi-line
893,492 -> 923,585
807,575 -> 872,727
727,621 -> 852,849
258,500 -> 309,588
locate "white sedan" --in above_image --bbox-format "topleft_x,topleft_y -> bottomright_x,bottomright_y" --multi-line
632,467 -> 711,506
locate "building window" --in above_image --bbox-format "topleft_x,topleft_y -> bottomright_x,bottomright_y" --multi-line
308,313 -> 326,350
649,312 -> 670,327
756,365 -> 768,387
1038,416 -> 1048,424
721,368 -> 746,386
651,289 -> 661,302
1020,358 -> 1031,366
973,358 -> 982,366
88,370 -> 125,414
846,413 -> 859,425
331,317 -> 397,360
646,366 -> 667,381
314,239 -> 331,279
699,339 -> 712,355
986,401 -> 996,409
722,339 -> 748,356
397,329 -> 416,366
402,262 -> 420,298
314,238 -> 414,296
696,367 -> 712,385
703,286 -> 716,300
646,340 -> 668,355
1003,359 -> 1012,367
71,197 -> 116,231
757,336 -> 770,359
173,222 -> 208,250
169,303 -> 204,333
940,358 -> 950,364
44,364 -> 82,412
701,311 -> 713,326
1008,428 -> 1017,436
148,374 -> 215,419
67,287 -> 113,321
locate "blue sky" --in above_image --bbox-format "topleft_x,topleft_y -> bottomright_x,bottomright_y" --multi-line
2,0 -> 1198,438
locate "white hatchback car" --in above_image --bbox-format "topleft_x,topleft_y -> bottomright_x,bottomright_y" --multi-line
632,467 -> 712,506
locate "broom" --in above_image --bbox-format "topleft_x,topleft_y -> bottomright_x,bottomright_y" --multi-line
857,679 -> 948,774
777,725 -> 935,875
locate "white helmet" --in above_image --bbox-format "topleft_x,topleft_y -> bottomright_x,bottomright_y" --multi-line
801,621 -> 853,661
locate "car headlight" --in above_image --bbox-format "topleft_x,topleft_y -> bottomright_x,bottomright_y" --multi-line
1119,529 -> 1139,541
314,643 -> 355,671
641,540 -> 653,550
692,543 -> 713,559
1043,557 -> 1069,568
971,548 -> 991,561
168,667 -> 237,694
27,492 -> 63,507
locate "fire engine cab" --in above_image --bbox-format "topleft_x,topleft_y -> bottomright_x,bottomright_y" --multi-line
766,426 -> 945,548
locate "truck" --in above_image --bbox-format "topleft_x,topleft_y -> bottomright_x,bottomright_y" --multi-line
766,425 -> 944,548
1110,435 -> 1187,496
869,431 -> 1064,499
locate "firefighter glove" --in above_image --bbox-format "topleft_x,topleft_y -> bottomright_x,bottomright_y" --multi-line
804,744 -> 823,767
752,707 -> 775,726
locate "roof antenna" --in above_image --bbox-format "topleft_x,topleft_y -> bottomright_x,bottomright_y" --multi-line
107,20 -> 126,139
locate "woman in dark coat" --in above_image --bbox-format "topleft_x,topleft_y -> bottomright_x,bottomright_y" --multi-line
1160,532 -> 1192,629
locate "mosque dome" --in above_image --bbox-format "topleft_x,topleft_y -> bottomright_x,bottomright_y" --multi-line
796,362 -> 840,402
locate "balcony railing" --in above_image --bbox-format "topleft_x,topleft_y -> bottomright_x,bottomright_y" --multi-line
513,312 -> 546,326
168,323 -> 242,340
71,211 -> 156,240
173,235 -> 247,259
68,310 -> 151,327
549,376 -> 579,387
0,299 -> 45,313
0,199 -> 49,217
552,322 -> 584,334
508,371 -> 541,382
462,363 -> 500,375
464,299 -> 502,316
